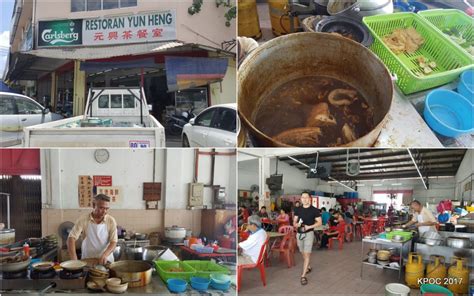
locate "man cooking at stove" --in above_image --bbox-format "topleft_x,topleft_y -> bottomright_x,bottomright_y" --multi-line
293,191 -> 322,286
67,194 -> 118,264
402,200 -> 437,235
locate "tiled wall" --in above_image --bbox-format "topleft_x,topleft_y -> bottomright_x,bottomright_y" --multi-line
42,208 -> 202,247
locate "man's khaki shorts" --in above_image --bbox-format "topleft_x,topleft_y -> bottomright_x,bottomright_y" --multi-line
296,230 -> 315,253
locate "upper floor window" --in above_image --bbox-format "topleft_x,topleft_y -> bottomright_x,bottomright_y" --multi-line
71,0 -> 137,12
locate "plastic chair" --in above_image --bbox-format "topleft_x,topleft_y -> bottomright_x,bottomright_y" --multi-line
270,232 -> 295,268
361,221 -> 373,237
376,218 -> 387,233
328,222 -> 346,250
237,236 -> 270,291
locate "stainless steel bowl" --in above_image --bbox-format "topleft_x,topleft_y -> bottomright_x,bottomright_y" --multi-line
142,245 -> 167,261
113,245 -> 122,261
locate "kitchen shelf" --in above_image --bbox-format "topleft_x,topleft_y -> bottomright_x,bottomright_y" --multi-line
362,259 -> 403,271
361,237 -> 412,280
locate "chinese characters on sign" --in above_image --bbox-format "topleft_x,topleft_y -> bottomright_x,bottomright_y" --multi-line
83,10 -> 176,46
97,186 -> 121,203
93,175 -> 113,187
78,175 -> 93,208
37,10 -> 176,47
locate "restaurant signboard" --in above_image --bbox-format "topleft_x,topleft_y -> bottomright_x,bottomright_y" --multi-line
38,19 -> 83,47
82,10 -> 177,46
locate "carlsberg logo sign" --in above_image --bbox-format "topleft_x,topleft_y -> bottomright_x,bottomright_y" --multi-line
41,29 -> 79,44
38,19 -> 83,47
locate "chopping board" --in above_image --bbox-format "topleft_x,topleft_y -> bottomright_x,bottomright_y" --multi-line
216,247 -> 236,254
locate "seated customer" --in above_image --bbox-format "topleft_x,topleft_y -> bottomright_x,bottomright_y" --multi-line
258,206 -> 269,218
320,211 -> 345,249
321,207 -> 330,225
238,215 -> 268,264
277,209 -> 290,226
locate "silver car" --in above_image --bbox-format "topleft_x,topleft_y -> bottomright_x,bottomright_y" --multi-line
0,92 -> 63,146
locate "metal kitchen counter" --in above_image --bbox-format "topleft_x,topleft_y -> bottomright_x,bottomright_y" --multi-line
415,243 -> 474,268
0,274 -> 236,295
375,86 -> 444,148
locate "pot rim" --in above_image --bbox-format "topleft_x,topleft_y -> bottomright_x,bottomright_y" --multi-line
238,32 -> 393,147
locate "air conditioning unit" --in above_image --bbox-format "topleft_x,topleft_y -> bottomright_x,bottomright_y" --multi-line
188,183 -> 204,207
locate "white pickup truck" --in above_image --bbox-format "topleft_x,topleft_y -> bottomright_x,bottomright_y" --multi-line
24,87 -> 165,147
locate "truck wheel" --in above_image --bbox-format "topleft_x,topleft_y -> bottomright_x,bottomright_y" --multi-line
182,135 -> 190,147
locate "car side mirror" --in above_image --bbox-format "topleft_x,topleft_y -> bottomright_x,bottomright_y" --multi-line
42,108 -> 50,114
189,118 -> 195,125
147,104 -> 153,111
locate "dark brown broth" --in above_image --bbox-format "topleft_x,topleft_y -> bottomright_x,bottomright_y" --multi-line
253,75 -> 374,147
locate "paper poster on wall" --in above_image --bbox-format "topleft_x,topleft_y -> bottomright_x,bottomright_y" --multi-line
93,175 -> 113,186
97,186 -> 121,203
78,175 -> 93,208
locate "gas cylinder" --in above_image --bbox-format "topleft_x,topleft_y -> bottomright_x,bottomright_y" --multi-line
238,0 -> 262,39
268,0 -> 299,36
405,252 -> 424,288
447,257 -> 469,294
426,255 -> 447,286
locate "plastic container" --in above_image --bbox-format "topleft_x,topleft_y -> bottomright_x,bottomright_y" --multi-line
195,246 -> 214,254
210,280 -> 231,291
184,260 -> 230,279
190,277 -> 210,291
386,231 -> 412,240
420,284 -> 453,295
167,278 -> 187,293
363,12 -> 473,94
418,9 -> 473,59
385,283 -> 410,296
458,70 -> 474,103
155,261 -> 196,282
423,89 -> 473,138
210,273 -> 231,285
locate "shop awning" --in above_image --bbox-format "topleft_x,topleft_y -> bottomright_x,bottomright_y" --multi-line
80,57 -> 156,72
0,149 -> 40,175
27,41 -> 184,60
165,56 -> 228,92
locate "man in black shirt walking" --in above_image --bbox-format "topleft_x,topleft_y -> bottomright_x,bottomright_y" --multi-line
293,192 -> 322,285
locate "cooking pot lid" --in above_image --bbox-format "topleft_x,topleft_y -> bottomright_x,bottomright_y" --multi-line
166,226 -> 186,231
356,0 -> 392,10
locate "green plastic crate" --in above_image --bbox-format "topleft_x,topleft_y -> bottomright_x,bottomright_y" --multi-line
363,12 -> 473,94
155,261 -> 196,282
184,260 -> 230,279
386,230 -> 412,241
418,9 -> 473,58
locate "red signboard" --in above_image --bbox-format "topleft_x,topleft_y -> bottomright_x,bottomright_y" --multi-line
93,176 -> 112,186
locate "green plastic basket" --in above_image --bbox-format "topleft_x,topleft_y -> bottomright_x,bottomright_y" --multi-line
155,261 -> 196,282
418,9 -> 473,58
184,260 -> 230,279
386,231 -> 412,240
363,12 -> 473,94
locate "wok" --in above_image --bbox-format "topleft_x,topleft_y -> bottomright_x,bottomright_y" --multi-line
238,32 -> 393,147
0,256 -> 31,272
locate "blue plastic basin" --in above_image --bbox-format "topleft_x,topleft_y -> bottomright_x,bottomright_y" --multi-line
424,89 -> 474,138
458,69 -> 474,104
210,279 -> 231,291
167,278 -> 187,293
190,277 -> 210,291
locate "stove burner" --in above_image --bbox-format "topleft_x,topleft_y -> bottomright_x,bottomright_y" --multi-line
1,269 -> 28,279
31,268 -> 57,279
59,269 -> 85,279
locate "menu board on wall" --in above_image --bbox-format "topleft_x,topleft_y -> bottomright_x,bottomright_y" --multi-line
97,186 -> 121,203
78,175 -> 93,208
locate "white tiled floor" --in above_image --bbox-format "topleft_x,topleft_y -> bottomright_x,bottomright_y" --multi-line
239,240 -> 423,295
